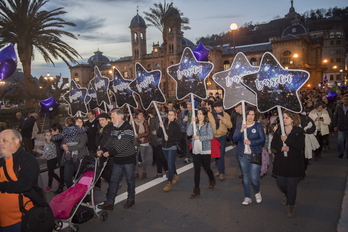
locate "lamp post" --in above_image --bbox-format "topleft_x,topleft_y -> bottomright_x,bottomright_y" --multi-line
230,23 -> 238,55
44,72 -> 54,81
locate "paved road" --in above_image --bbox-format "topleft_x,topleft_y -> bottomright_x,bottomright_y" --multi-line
38,135 -> 348,232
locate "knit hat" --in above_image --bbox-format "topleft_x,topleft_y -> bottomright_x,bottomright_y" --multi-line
97,113 -> 110,119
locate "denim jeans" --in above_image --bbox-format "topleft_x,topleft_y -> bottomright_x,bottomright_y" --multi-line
337,131 -> 348,157
216,135 -> 227,174
238,153 -> 261,198
0,222 -> 21,232
162,146 -> 177,182
107,163 -> 135,204
136,145 -> 152,173
276,176 -> 300,205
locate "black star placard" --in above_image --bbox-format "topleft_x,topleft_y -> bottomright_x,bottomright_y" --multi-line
89,66 -> 111,106
63,80 -> 88,117
241,52 -> 310,113
129,63 -> 165,110
167,47 -> 214,100
109,68 -> 137,108
213,52 -> 257,109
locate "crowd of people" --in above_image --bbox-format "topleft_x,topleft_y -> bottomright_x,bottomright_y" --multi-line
1,86 -> 348,230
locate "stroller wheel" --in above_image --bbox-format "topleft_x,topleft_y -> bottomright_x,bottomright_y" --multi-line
99,211 -> 108,222
54,220 -> 63,231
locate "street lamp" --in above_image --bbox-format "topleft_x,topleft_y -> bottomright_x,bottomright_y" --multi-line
230,23 -> 238,55
0,80 -> 5,86
44,72 -> 54,81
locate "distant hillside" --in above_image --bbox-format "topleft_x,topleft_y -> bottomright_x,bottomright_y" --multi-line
197,6 -> 348,47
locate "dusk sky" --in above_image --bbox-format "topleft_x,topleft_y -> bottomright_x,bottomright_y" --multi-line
23,0 -> 347,79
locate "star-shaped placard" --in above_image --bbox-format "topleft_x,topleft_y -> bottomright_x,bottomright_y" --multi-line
85,83 -> 106,111
109,68 -> 137,108
63,80 -> 88,117
167,47 -> 214,100
89,66 -> 111,106
129,63 -> 165,110
213,52 -> 257,109
241,52 -> 310,113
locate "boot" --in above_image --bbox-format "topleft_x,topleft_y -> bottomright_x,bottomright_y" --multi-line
189,187 -> 200,198
287,205 -> 295,218
163,181 -> 171,192
208,179 -> 216,190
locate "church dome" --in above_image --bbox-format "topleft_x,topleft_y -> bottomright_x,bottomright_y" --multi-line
281,18 -> 308,37
88,50 -> 110,67
130,13 -> 146,27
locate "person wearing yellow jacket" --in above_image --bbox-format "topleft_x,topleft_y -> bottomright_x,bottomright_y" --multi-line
207,101 -> 232,180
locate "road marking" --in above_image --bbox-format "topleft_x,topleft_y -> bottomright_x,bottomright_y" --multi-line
114,145 -> 235,204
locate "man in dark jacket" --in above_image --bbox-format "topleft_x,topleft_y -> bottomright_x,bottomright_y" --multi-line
97,109 -> 136,210
95,113 -> 114,183
20,113 -> 37,155
84,110 -> 99,156
333,94 -> 348,158
0,129 -> 40,231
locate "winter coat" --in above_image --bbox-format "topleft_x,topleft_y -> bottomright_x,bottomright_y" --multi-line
157,119 -> 181,148
333,103 -> 348,131
271,126 -> 305,177
308,109 -> 331,136
233,121 -> 265,156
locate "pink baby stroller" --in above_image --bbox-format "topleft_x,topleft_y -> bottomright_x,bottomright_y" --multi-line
50,156 -> 109,232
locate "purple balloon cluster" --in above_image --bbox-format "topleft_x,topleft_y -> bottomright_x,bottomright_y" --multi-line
0,44 -> 18,81
39,97 -> 60,114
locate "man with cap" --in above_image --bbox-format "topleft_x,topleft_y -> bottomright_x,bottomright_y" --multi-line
208,101 -> 232,181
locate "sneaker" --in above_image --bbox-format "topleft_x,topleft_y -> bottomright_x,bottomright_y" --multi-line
255,192 -> 262,203
172,174 -> 179,184
163,181 -> 171,192
184,158 -> 191,164
123,200 -> 135,209
44,186 -> 52,193
242,197 -> 252,205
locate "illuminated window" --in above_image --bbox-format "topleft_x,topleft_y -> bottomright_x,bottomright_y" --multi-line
223,60 -> 230,70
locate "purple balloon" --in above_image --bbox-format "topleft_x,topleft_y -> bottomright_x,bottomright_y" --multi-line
39,97 -> 60,113
192,42 -> 210,61
0,44 -> 18,80
326,90 -> 337,103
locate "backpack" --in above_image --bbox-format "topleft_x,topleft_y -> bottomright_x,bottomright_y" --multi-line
2,161 -> 55,232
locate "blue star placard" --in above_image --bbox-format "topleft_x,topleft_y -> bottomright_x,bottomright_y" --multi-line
89,66 -> 111,106
63,80 -> 88,117
213,52 -> 257,109
167,47 -> 214,100
129,63 -> 165,110
109,68 -> 137,108
241,52 -> 310,113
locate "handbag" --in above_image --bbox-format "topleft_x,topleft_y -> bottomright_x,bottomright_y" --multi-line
176,142 -> 183,154
250,153 -> 262,165
211,137 -> 221,158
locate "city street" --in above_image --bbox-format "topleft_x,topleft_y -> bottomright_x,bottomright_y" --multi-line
38,135 -> 348,232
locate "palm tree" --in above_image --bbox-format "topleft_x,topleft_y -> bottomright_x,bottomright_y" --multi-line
144,1 -> 190,96
0,0 -> 81,108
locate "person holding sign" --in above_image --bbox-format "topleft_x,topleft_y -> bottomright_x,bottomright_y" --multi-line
187,108 -> 215,198
271,111 -> 305,218
158,110 -> 181,192
233,106 -> 265,206
208,101 -> 232,181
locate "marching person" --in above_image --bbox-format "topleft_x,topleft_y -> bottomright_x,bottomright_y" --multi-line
97,109 -> 137,210
187,108 -> 215,198
233,106 -> 265,205
208,100 -> 232,181
158,110 -> 181,192
271,111 -> 305,218
0,129 -> 40,231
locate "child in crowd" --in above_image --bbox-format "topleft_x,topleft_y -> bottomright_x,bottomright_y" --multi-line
38,131 -> 60,193
52,117 -> 86,146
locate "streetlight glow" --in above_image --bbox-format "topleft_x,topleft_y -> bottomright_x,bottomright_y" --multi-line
293,53 -> 299,58
230,23 -> 238,31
